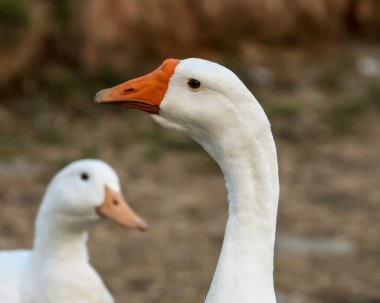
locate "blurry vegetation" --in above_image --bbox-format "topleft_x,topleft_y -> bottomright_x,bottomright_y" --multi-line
0,133 -> 22,147
40,66 -> 79,104
35,128 -> 64,146
35,66 -> 122,106
80,146 -> 99,159
0,0 -> 379,147
0,0 -> 30,46
141,128 -> 201,163
13,63 -> 126,120
0,0 -> 29,27
86,67 -> 126,90
1,0 -> 380,87
316,64 -> 346,93
52,0 -> 77,28
327,81 -> 380,132
327,99 -> 367,132
50,0 -> 85,63
365,81 -> 380,109
267,105 -> 300,120
267,105 -> 304,142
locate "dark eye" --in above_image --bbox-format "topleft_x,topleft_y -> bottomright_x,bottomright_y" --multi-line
187,79 -> 201,91
80,173 -> 89,181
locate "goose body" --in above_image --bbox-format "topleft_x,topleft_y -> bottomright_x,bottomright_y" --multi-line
0,159 -> 147,303
0,250 -> 29,302
96,58 -> 280,302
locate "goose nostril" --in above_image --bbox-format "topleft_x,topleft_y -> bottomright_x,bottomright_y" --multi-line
123,87 -> 136,93
112,200 -> 119,206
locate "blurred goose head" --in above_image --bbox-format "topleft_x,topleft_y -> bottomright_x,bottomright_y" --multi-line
40,159 -> 147,231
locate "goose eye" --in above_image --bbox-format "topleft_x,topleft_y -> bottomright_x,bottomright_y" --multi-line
80,173 -> 89,181
187,79 -> 201,91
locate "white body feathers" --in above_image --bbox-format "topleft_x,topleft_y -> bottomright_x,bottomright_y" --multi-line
0,160 -> 121,303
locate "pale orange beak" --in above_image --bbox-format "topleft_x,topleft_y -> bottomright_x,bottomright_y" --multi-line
94,58 -> 179,114
96,186 -> 148,231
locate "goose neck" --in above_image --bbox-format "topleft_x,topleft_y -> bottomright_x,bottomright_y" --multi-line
33,211 -> 89,261
203,126 -> 279,303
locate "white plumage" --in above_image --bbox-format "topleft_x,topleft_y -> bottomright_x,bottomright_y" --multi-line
0,159 -> 146,303
96,58 -> 280,303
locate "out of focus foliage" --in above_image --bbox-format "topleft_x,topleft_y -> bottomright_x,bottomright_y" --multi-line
0,0 -> 30,46
0,0 -> 378,138
1,0 -> 380,89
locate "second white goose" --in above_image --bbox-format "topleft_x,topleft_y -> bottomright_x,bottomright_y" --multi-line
0,159 -> 147,303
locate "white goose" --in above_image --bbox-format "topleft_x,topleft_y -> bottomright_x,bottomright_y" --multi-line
0,159 -> 147,303
95,58 -> 280,303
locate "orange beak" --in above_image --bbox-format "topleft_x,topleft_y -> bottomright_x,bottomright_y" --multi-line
96,186 -> 148,232
94,58 -> 179,114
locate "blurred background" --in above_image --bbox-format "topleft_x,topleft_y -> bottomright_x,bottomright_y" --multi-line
0,0 -> 379,302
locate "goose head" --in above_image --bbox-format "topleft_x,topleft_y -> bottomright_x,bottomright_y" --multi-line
40,159 -> 147,231
94,58 -> 270,146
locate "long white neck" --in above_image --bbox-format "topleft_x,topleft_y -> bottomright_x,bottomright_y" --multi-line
33,209 -> 90,262
197,119 -> 279,303
25,204 -> 113,303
